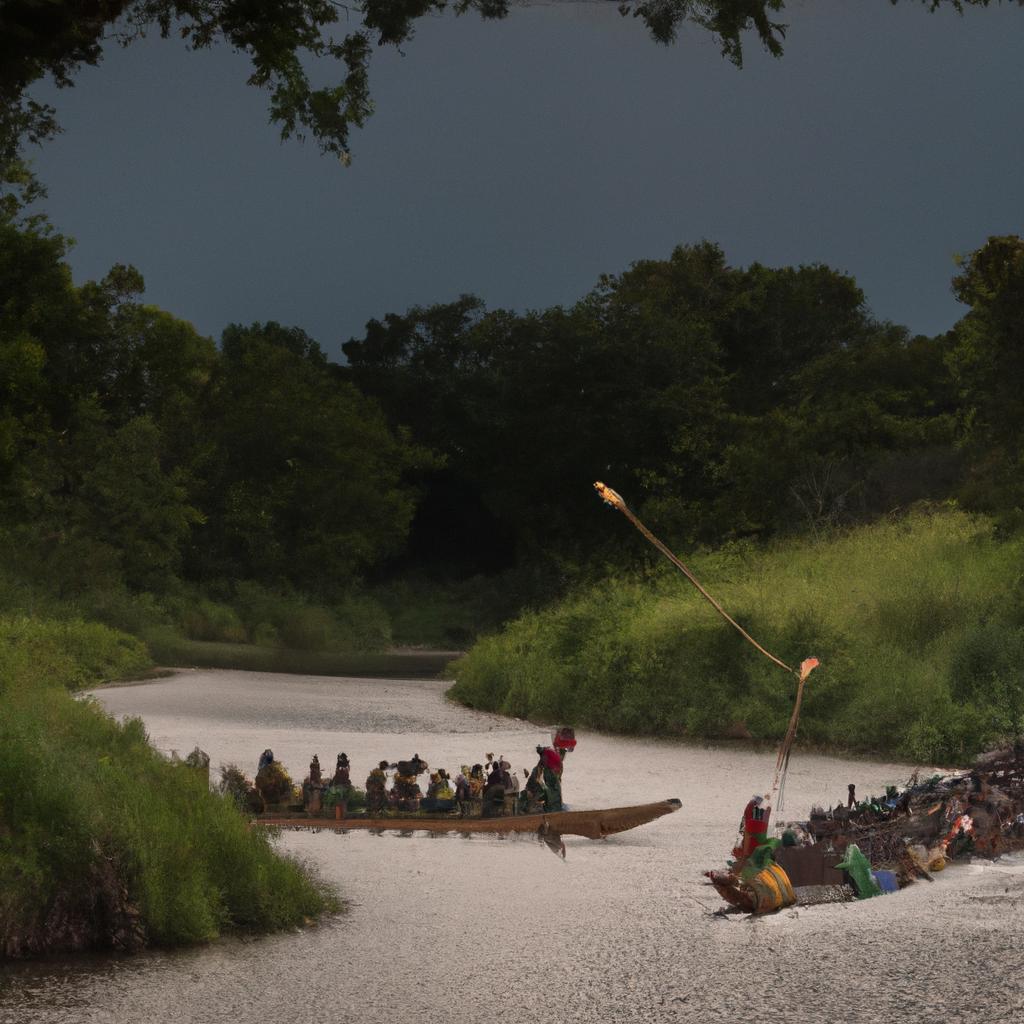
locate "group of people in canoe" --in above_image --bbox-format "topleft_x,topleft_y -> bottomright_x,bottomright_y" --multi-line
258,727 -> 577,818
364,736 -> 572,816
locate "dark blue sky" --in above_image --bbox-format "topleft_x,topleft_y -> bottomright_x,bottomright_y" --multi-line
28,2 -> 1024,359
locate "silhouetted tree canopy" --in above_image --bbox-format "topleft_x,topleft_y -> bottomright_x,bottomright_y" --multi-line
1,0 -> 1017,176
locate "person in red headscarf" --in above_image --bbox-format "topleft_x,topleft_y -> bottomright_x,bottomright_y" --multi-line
535,744 -> 564,811
732,794 -> 771,861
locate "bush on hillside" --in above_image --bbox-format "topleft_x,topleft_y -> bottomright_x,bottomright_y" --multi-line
0,617 -> 150,694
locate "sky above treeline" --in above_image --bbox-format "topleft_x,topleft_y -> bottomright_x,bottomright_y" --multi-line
28,2 -> 1024,359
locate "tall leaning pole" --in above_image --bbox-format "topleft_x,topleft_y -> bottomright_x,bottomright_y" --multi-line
593,481 -> 819,813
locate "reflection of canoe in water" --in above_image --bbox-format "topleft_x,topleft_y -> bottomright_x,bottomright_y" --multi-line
254,798 -> 681,840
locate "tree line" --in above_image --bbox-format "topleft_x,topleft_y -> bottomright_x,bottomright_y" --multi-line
2,214 -> 1022,623
344,236 -> 1022,588
0,218 -> 428,607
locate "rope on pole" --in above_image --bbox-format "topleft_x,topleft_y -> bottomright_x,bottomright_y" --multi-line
593,481 -> 819,809
594,481 -> 796,674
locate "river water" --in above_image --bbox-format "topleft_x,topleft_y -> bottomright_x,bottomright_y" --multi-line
2,669 -> 1022,1024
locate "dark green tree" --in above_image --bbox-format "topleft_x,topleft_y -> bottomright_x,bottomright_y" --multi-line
718,322 -> 959,537
72,414 -> 201,591
0,218 -> 213,594
348,242 -> 962,586
193,321 -> 432,596
347,244 -> 738,576
948,234 -> 1024,519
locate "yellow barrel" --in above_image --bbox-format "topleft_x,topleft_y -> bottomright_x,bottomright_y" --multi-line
749,863 -> 796,914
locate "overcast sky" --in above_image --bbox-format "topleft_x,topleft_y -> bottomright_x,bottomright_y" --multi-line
27,1 -> 1024,360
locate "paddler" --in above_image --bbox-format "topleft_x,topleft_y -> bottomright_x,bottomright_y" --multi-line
332,753 -> 351,789
520,763 -> 546,813
535,743 -> 564,812
392,755 -> 426,811
365,759 -> 389,814
482,758 -> 512,816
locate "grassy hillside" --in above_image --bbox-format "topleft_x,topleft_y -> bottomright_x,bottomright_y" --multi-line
0,618 -> 336,958
448,510 -> 1024,764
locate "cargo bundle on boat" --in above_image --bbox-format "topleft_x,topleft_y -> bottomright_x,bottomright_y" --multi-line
707,742 -> 1024,913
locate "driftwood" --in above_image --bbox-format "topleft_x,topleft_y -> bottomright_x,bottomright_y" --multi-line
254,798 -> 682,839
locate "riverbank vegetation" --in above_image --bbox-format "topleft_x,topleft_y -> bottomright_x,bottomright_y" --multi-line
449,510 -> 1024,764
0,618 -> 337,957
1,210 -> 1023,758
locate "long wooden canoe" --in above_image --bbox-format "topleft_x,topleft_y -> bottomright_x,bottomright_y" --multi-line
254,797 -> 681,839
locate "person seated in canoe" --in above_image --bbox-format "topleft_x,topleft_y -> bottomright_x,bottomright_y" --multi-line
519,763 -> 547,814
303,754 -> 326,812
454,768 -> 471,814
332,753 -> 351,789
454,763 -> 486,816
329,753 -> 355,811
365,760 -> 389,814
422,769 -> 456,812
482,758 -> 512,817
392,754 -> 428,811
487,758 -> 512,791
499,757 -> 524,794
254,751 -> 293,806
458,763 -> 485,800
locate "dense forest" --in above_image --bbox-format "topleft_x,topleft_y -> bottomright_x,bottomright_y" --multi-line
2,212 -> 1023,652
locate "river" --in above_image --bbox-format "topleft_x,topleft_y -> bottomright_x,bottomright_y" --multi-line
2,669 -> 1022,1023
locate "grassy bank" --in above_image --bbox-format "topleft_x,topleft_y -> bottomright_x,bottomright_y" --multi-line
0,617 -> 337,958
144,630 -> 458,678
448,510 -> 1024,764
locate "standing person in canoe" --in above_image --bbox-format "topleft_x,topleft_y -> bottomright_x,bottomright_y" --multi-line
536,743 -> 564,812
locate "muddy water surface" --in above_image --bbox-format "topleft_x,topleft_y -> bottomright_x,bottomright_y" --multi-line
2,669 -> 1022,1023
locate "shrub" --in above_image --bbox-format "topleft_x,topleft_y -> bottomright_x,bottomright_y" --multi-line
232,581 -> 390,652
331,594 -> 391,651
249,621 -> 280,647
178,599 -> 248,644
83,588 -> 170,636
0,616 -> 150,694
278,605 -> 336,650
218,764 -> 266,814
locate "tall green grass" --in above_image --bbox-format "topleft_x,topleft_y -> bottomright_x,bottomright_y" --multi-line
0,616 -> 151,693
155,582 -> 392,653
0,617 -> 337,957
141,630 -> 456,678
373,574 -> 519,648
449,510 -> 1024,763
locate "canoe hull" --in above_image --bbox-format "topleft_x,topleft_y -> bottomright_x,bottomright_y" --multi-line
255,798 -> 681,839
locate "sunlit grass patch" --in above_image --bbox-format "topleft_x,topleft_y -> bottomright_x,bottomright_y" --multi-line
449,510 -> 1024,762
